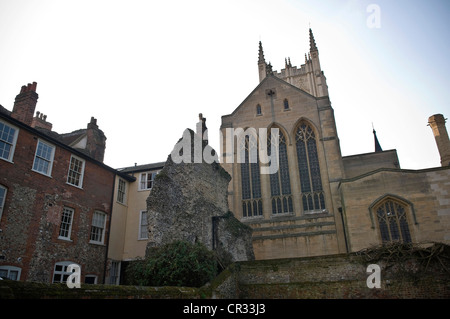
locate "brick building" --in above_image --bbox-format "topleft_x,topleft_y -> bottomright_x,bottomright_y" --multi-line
0,82 -> 133,283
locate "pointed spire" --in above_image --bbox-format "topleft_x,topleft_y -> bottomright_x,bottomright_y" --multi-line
309,28 -> 318,52
373,125 -> 383,152
258,41 -> 266,64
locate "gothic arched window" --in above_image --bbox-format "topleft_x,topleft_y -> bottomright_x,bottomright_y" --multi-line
240,135 -> 263,218
268,129 -> 293,214
295,122 -> 325,213
375,199 -> 412,243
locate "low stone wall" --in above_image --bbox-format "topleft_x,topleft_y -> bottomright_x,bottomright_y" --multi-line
3,244 -> 449,299
0,280 -> 200,299
213,244 -> 450,299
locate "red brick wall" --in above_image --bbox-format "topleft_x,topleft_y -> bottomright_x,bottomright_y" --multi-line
0,118 -> 115,283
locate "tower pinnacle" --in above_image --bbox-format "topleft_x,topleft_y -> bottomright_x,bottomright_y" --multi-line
373,125 -> 383,152
258,41 -> 268,82
258,41 -> 265,64
309,28 -> 318,52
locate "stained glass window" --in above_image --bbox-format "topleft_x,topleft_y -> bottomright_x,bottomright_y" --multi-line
268,129 -> 293,214
376,200 -> 412,243
240,135 -> 263,218
295,122 -> 325,212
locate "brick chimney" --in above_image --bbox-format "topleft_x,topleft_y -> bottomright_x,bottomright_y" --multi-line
428,114 -> 450,167
11,82 -> 39,126
31,111 -> 53,131
86,117 -> 106,162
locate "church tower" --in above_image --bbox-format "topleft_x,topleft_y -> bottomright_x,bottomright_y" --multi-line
258,29 -> 329,97
221,28 -> 346,260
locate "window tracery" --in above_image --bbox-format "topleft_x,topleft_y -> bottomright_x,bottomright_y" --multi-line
268,129 -> 293,214
295,122 -> 325,213
240,135 -> 263,217
375,199 -> 412,243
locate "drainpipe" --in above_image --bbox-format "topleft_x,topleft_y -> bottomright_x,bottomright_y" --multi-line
103,173 -> 117,284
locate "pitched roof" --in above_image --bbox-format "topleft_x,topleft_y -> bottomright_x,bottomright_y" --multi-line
117,161 -> 166,174
0,111 -> 135,182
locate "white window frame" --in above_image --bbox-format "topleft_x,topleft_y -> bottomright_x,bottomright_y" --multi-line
139,210 -> 148,240
109,261 -> 121,285
32,139 -> 55,176
89,211 -> 107,245
117,178 -> 127,204
138,171 -> 158,191
0,120 -> 19,163
67,155 -> 85,188
0,185 -> 7,221
58,207 -> 74,241
52,261 -> 79,284
0,265 -> 21,281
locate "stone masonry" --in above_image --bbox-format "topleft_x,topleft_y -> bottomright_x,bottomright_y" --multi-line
146,127 -> 254,263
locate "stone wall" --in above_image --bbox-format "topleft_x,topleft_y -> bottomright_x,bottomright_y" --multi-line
0,280 -> 200,299
146,129 -> 254,263
339,166 -> 450,252
4,244 -> 449,299
342,149 -> 399,179
213,243 -> 450,299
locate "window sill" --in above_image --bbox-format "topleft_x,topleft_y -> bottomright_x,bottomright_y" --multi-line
271,212 -> 294,218
31,169 -> 53,178
115,201 -> 128,207
304,209 -> 329,215
66,182 -> 83,190
242,215 -> 264,221
89,241 -> 105,246
0,157 -> 14,164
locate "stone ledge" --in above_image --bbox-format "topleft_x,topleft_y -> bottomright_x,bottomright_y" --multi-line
252,221 -> 335,233
252,229 -> 336,241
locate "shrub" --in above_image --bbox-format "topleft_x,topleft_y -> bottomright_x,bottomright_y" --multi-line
125,240 -> 218,287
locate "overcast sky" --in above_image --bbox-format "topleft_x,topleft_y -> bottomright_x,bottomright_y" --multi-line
0,0 -> 449,170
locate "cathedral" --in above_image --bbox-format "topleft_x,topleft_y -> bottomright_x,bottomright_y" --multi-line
220,29 -> 450,260
1,28 -> 449,284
